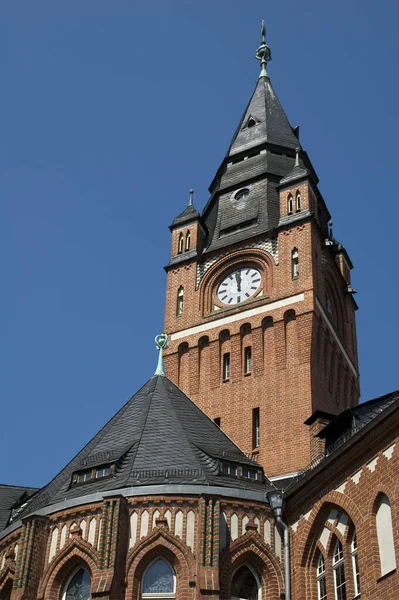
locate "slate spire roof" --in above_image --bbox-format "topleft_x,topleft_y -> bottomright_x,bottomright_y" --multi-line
226,74 -> 300,157
199,26 -> 316,254
170,189 -> 200,228
17,375 -> 270,520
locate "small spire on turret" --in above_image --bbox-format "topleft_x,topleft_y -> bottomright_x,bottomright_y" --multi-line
188,189 -> 194,207
255,20 -> 272,78
295,147 -> 300,167
154,333 -> 170,376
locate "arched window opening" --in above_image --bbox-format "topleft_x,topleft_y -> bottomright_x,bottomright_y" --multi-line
332,539 -> 347,600
296,191 -> 301,211
316,553 -> 327,600
222,353 -> 230,381
376,494 -> 396,576
142,559 -> 176,597
178,233 -> 184,254
185,231 -> 191,251
244,346 -> 252,375
176,287 -> 184,316
291,248 -> 299,279
287,195 -> 293,215
351,532 -> 360,596
0,578 -> 13,600
231,564 -> 260,600
62,568 -> 91,600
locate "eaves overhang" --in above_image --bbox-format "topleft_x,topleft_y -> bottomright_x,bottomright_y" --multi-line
285,395 -> 399,502
0,483 -> 271,543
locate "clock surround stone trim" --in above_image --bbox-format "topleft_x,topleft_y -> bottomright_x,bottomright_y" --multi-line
196,237 -> 278,289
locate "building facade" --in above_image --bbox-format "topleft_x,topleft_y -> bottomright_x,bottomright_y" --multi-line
0,24 -> 398,600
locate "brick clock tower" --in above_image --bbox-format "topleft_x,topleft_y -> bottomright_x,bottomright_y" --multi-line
163,26 -> 359,480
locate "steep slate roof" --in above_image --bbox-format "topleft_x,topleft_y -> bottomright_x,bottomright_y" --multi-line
18,375 -> 270,518
201,73 -> 305,254
318,390 -> 399,453
227,76 -> 300,156
170,204 -> 200,228
0,485 -> 38,532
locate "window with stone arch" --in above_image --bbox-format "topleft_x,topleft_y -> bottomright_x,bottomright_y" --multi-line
142,558 -> 176,599
62,567 -> 91,600
309,507 -> 359,600
316,552 -> 327,600
296,191 -> 301,211
375,493 -> 396,577
287,194 -> 293,215
231,564 -> 261,600
178,233 -> 184,254
332,537 -> 347,600
185,231 -> 191,251
176,286 -> 184,316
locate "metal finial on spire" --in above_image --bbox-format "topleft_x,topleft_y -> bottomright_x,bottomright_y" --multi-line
188,189 -> 194,206
154,333 -> 170,376
255,19 -> 272,78
295,147 -> 300,167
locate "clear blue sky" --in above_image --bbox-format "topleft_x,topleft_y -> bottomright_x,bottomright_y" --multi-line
2,1 -> 398,487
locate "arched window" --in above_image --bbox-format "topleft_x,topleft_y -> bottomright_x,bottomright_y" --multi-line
62,568 -> 91,600
287,195 -> 293,215
176,287 -> 184,316
376,494 -> 397,576
185,231 -> 191,251
332,539 -> 346,600
291,248 -> 299,279
231,564 -> 260,600
142,559 -> 176,597
351,531 -> 360,596
296,191 -> 301,211
316,553 -> 327,600
178,233 -> 184,254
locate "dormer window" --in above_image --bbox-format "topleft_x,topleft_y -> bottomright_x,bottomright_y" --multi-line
222,463 -> 237,476
242,467 -> 258,480
72,464 -> 113,486
287,195 -> 293,215
247,117 -> 257,128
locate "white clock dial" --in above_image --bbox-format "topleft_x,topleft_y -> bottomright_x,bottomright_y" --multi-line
217,268 -> 261,305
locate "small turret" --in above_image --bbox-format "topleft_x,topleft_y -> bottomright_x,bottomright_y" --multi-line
168,189 -> 205,266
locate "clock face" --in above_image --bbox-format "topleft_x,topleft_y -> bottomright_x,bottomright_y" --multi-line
217,268 -> 261,305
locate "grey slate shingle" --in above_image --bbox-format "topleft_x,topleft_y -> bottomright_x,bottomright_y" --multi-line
0,485 -> 38,532
17,375 -> 271,518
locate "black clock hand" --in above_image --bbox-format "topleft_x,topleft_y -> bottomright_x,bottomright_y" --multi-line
235,270 -> 242,292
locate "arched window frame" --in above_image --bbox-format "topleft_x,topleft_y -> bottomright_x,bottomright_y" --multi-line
62,567 -> 91,600
178,233 -> 184,254
287,194 -> 293,215
350,531 -> 360,597
376,493 -> 397,576
332,538 -> 347,600
231,563 -> 261,600
291,248 -> 299,279
141,558 -> 176,599
185,231 -> 191,251
176,286 -> 184,316
316,552 -> 327,600
296,191 -> 301,211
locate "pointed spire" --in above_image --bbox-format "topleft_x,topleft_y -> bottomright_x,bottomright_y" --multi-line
188,189 -> 194,206
295,147 -> 300,167
255,19 -> 272,78
154,333 -> 170,376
